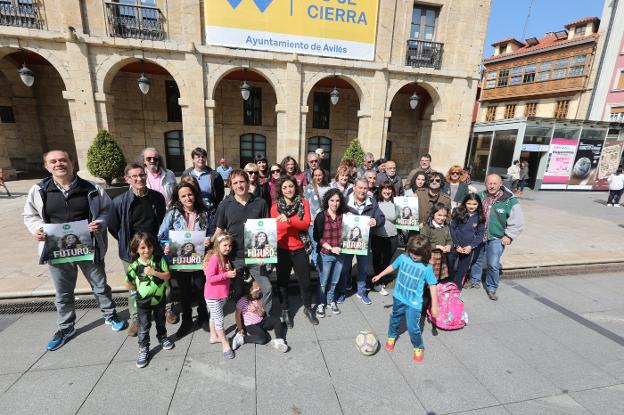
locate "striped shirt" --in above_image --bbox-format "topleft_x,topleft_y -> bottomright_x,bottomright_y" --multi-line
236,297 -> 264,326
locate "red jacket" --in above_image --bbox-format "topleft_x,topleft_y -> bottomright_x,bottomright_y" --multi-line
271,199 -> 311,251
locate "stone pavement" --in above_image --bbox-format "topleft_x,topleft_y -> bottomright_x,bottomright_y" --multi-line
0,272 -> 623,414
1,179 -> 623,298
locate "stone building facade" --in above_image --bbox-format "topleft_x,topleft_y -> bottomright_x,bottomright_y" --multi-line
0,0 -> 490,178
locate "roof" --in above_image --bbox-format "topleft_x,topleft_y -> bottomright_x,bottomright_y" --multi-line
483,33 -> 598,63
491,37 -> 524,47
564,16 -> 599,29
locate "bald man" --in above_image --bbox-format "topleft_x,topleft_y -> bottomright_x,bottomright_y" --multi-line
465,174 -> 524,300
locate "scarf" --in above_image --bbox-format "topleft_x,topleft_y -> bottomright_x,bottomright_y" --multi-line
481,190 -> 503,241
277,195 -> 305,220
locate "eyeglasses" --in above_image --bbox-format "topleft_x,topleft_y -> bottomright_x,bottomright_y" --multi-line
145,157 -> 160,162
246,171 -> 258,175
430,178 -> 441,183
308,159 -> 319,163
450,172 -> 461,176
127,173 -> 146,180
271,169 -> 281,174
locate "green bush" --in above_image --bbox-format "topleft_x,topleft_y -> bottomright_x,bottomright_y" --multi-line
341,138 -> 365,166
86,130 -> 126,186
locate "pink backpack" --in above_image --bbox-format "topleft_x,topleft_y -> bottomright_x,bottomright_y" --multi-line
427,282 -> 467,330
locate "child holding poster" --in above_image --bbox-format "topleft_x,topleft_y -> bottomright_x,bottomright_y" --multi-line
204,233 -> 237,359
125,232 -> 175,368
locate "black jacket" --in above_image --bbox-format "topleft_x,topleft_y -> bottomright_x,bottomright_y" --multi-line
181,167 -> 225,210
108,189 -> 166,262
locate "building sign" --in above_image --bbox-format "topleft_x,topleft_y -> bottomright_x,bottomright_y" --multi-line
205,0 -> 379,61
521,144 -> 549,152
543,138 -> 578,185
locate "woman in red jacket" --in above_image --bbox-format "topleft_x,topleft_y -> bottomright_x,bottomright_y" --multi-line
271,176 -> 318,327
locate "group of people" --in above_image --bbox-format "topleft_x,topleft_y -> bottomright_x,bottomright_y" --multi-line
506,159 -> 530,195
24,147 -> 523,367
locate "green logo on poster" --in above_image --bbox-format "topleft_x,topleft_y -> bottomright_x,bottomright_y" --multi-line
354,217 -> 359,222
258,220 -> 264,226
185,232 -> 191,238
63,224 -> 71,230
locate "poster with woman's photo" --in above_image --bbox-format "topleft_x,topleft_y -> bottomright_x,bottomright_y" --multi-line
169,231 -> 206,270
244,218 -> 278,265
341,214 -> 370,255
44,220 -> 94,264
394,197 -> 419,230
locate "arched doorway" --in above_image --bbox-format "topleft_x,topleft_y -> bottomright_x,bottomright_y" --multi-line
0,49 -> 76,176
105,60 -> 184,172
387,83 -> 434,176
212,69 -> 278,169
304,76 -> 360,172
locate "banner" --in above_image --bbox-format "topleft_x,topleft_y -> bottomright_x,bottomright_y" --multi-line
542,138 -> 578,185
244,218 -> 278,264
169,231 -> 206,270
44,220 -> 94,264
341,214 -> 370,255
594,141 -> 624,190
205,0 -> 379,61
394,197 -> 419,231
568,139 -> 603,188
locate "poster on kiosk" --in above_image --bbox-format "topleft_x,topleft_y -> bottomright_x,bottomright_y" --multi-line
542,138 -> 578,189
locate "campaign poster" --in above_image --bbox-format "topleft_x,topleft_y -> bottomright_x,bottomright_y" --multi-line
341,214 -> 370,255
568,139 -> 604,188
244,218 -> 277,265
394,197 -> 419,231
44,220 -> 94,264
594,141 -> 623,190
542,138 -> 578,185
169,231 -> 206,270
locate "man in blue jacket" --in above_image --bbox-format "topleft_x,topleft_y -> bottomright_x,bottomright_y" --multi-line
108,163 -> 166,336
336,178 -> 385,305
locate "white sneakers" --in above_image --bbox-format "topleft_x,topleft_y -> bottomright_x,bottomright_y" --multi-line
373,284 -> 389,296
269,338 -> 289,353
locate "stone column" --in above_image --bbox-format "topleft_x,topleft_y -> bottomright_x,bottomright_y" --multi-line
93,92 -> 115,134
357,70 -> 388,158
299,105 -> 309,163
205,99 -> 216,168
275,62 -> 302,164
179,53 -> 208,167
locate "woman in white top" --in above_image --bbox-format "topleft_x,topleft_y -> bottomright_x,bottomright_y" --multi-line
607,167 -> 624,207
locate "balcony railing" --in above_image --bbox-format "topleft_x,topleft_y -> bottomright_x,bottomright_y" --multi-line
406,39 -> 443,69
0,0 -> 44,29
105,2 -> 165,41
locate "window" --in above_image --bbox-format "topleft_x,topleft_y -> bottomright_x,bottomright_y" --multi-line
525,102 -> 538,117
552,58 -> 568,79
568,55 -> 586,77
165,80 -> 181,122
240,133 -> 266,167
164,130 -> 184,173
411,6 -> 439,41
554,100 -> 570,119
485,106 -> 497,121
510,66 -> 522,85
537,61 -> 552,81
497,69 -> 509,87
243,87 -> 262,126
307,136 -> 332,171
609,107 -> 624,123
617,71 -> 624,90
574,25 -> 586,38
312,92 -> 330,129
499,44 -> 508,54
485,80 -> 496,89
486,71 -> 497,80
504,104 -> 516,119
0,106 -> 16,123
523,64 -> 536,83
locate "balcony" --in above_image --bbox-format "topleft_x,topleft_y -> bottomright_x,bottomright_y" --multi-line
105,2 -> 165,41
0,0 -> 44,29
406,39 -> 443,69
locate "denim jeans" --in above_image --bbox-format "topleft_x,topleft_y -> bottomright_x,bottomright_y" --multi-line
469,239 -> 505,292
317,252 -> 345,305
387,299 -> 423,349
308,224 -> 318,267
338,253 -> 369,296
137,300 -> 167,348
48,261 -> 117,331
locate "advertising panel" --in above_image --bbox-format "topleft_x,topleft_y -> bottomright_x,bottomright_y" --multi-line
594,140 -> 624,190
568,139 -> 603,189
542,138 -> 578,187
205,0 -> 379,61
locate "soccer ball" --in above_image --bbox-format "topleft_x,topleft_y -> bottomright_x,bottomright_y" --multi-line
355,330 -> 379,356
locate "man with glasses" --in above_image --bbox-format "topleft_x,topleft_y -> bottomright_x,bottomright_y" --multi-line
304,151 -> 329,186
142,147 -> 177,207
357,152 -> 376,178
376,160 -> 404,196
181,148 -> 225,214
416,171 -> 451,226
109,163 -> 166,337
407,153 -> 436,187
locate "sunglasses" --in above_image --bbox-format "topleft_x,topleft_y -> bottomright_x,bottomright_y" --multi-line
246,171 -> 258,175
450,172 -> 461,175
431,178 -> 441,183
145,157 -> 160,162
271,169 -> 281,174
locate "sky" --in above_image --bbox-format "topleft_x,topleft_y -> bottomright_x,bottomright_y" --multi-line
483,0 -> 606,57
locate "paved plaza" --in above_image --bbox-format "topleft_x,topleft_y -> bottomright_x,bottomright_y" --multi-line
0,272 -> 623,414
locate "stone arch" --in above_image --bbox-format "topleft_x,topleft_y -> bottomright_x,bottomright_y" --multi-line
302,71 -> 368,109
386,79 -> 441,114
0,45 -> 70,91
208,64 -> 285,105
96,52 -> 187,95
